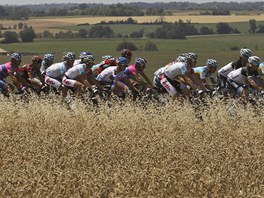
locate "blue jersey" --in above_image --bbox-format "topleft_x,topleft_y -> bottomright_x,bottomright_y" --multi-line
193,66 -> 212,79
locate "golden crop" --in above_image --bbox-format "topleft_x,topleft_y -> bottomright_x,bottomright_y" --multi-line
0,96 -> 263,197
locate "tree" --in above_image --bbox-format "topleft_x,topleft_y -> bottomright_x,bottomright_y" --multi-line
249,19 -> 257,33
20,27 -> 36,42
2,31 -> 18,43
116,41 -> 137,51
130,29 -> 144,38
78,28 -> 88,38
200,26 -> 214,35
144,41 -> 158,51
216,23 -> 233,34
89,25 -> 114,38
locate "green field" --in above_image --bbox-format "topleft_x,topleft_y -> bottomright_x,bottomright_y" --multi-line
1,34 -> 264,78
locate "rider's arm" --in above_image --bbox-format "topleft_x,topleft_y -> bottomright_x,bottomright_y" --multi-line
181,74 -> 198,90
247,76 -> 261,92
79,74 -> 93,90
119,77 -> 137,92
140,72 -> 154,88
86,73 -> 104,90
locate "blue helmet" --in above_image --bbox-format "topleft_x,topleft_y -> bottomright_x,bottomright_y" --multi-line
79,51 -> 92,59
116,57 -> 129,66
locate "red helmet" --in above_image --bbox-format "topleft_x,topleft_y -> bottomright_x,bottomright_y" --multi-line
121,49 -> 132,58
32,55 -> 42,64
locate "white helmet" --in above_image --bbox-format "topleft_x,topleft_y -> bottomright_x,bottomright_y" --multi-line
62,52 -> 76,61
176,55 -> 187,63
206,59 -> 218,68
240,48 -> 252,58
248,56 -> 261,66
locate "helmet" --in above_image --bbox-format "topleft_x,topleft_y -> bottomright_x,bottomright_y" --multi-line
121,49 -> 132,58
206,59 -> 218,68
102,55 -> 113,60
248,56 -> 261,66
135,57 -> 147,67
43,54 -> 54,62
79,51 -> 92,59
32,55 -> 42,64
62,52 -> 76,61
186,52 -> 198,61
116,57 -> 129,66
240,48 -> 252,58
82,54 -> 95,64
176,55 -> 187,63
10,52 -> 22,61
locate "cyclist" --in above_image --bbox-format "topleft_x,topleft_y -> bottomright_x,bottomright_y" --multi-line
0,52 -> 28,96
45,52 -> 76,97
218,48 -> 252,94
227,56 -> 261,97
192,59 -> 218,90
40,54 -> 54,75
124,57 -> 153,91
158,52 -> 199,99
62,54 -> 104,97
19,55 -> 45,92
153,53 -> 189,93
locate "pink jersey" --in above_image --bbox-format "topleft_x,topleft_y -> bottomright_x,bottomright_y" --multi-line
0,62 -> 17,79
124,64 -> 143,77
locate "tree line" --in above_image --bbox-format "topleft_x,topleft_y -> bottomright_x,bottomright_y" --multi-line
2,19 -> 264,44
0,2 -> 264,20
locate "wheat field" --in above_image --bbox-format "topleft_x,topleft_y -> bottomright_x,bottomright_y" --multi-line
1,14 -> 264,33
0,96 -> 263,197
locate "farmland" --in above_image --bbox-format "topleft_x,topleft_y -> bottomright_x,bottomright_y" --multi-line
1,11 -> 264,197
1,13 -> 264,34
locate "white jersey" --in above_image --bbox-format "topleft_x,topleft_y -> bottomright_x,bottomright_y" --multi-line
163,61 -> 188,80
64,64 -> 87,79
218,62 -> 233,77
73,59 -> 82,66
96,66 -> 117,83
227,68 -> 245,85
46,62 -> 69,78
154,67 -> 166,79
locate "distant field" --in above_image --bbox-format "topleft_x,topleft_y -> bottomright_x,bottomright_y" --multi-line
1,34 -> 264,78
1,13 -> 264,34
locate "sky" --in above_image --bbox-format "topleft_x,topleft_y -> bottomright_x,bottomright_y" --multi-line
0,0 -> 263,5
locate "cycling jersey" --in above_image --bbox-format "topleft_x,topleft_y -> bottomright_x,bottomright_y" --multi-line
218,62 -> 233,78
227,67 -> 258,85
46,62 -> 69,78
64,64 -> 91,79
259,62 -> 264,75
124,64 -> 144,77
73,59 -> 82,66
193,66 -> 212,79
163,61 -> 188,80
0,62 -> 17,79
19,64 -> 41,80
96,66 -> 117,83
